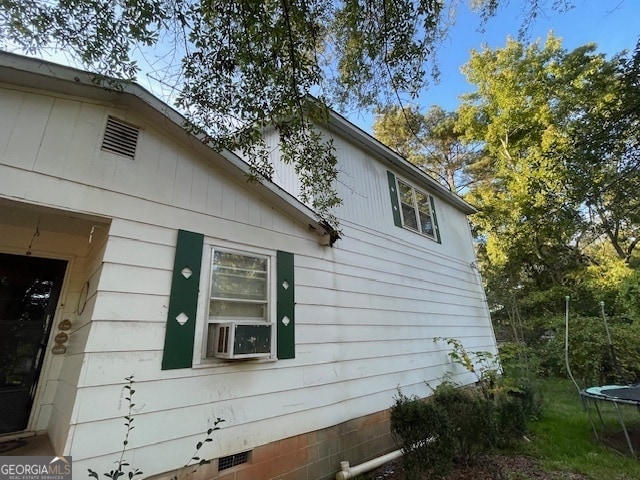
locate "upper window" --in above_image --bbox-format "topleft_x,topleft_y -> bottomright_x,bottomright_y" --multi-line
387,171 -> 441,243
396,180 -> 438,240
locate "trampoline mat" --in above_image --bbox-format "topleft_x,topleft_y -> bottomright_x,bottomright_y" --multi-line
603,386 -> 640,402
584,384 -> 640,403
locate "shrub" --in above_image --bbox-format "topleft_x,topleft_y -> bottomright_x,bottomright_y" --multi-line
617,269 -> 640,318
391,382 -> 533,478
494,396 -> 527,448
535,314 -> 640,385
390,340 -> 543,478
390,390 -> 454,479
430,383 -> 496,461
498,342 -> 543,424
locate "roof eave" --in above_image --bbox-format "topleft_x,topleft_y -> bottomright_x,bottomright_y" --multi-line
0,51 -> 335,240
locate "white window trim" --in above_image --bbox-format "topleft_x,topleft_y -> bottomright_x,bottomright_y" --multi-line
396,178 -> 439,241
192,241 -> 277,366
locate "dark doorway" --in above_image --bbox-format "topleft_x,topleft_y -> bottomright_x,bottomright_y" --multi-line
0,253 -> 67,434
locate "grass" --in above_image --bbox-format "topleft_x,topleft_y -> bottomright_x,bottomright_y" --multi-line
523,377 -> 640,479
364,377 -> 640,479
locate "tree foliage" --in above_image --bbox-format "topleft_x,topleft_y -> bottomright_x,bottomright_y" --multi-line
562,41 -> 640,263
373,104 -> 487,193
458,35 -> 583,315
0,0 -> 572,227
457,34 -> 640,324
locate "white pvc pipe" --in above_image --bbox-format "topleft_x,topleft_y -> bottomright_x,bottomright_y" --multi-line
335,449 -> 404,480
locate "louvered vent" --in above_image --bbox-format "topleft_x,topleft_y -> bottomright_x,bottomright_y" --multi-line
101,116 -> 140,159
218,451 -> 250,471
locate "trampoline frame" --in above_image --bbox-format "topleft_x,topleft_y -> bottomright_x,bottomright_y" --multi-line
579,385 -> 640,459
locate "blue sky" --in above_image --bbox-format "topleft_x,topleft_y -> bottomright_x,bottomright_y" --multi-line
9,1 -> 638,135
345,0 -> 640,132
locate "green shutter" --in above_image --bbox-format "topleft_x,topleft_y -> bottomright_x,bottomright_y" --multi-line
276,251 -> 295,359
387,171 -> 402,228
161,229 -> 204,370
430,196 -> 442,244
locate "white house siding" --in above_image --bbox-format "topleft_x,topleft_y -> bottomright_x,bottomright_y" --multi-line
0,201 -> 110,453
1,78 -> 496,479
0,83 -> 336,475
263,124 -> 495,362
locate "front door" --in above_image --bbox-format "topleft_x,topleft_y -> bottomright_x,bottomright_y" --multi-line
0,253 -> 67,434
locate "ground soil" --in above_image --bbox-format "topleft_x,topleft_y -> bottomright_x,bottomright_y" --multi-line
363,455 -> 590,480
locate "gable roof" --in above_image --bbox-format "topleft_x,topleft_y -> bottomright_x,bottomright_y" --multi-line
0,51 -> 336,242
0,51 -> 476,229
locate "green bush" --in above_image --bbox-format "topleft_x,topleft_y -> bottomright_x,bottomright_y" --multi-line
534,315 -> 640,385
430,383 -> 496,461
390,340 -> 543,478
617,269 -> 640,318
494,396 -> 527,448
498,342 -> 543,424
390,383 -> 538,478
390,390 -> 454,480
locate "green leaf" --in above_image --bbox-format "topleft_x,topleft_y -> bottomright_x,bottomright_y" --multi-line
0,0 -> 540,235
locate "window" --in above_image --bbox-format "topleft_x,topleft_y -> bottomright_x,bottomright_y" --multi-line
387,170 -> 440,242
208,250 -> 268,320
160,229 -> 296,370
205,249 -> 271,358
397,180 -> 436,238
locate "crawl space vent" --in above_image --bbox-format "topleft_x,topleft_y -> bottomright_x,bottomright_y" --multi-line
101,116 -> 140,159
218,451 -> 250,471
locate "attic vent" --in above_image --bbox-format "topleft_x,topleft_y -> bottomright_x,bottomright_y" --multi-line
101,116 -> 140,159
218,451 -> 250,471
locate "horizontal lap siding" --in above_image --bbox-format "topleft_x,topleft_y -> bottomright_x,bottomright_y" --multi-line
297,252 -> 482,298
291,226 -> 494,402
70,223 -> 305,470
73,220 -> 492,471
1,85 -> 494,477
0,87 -> 316,472
73,224 -> 490,473
73,348 -> 454,424
75,149 -> 491,474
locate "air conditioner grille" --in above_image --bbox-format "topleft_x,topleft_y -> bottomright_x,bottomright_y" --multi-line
101,116 -> 139,159
210,322 -> 272,359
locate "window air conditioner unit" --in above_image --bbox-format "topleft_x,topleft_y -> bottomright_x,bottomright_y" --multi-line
213,322 -> 272,359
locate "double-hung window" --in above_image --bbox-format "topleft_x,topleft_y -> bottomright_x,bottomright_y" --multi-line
387,171 -> 441,242
160,229 -> 296,370
205,249 -> 271,358
397,180 -> 438,240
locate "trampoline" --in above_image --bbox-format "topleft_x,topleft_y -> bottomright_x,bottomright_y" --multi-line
580,384 -> 640,458
563,298 -> 640,459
